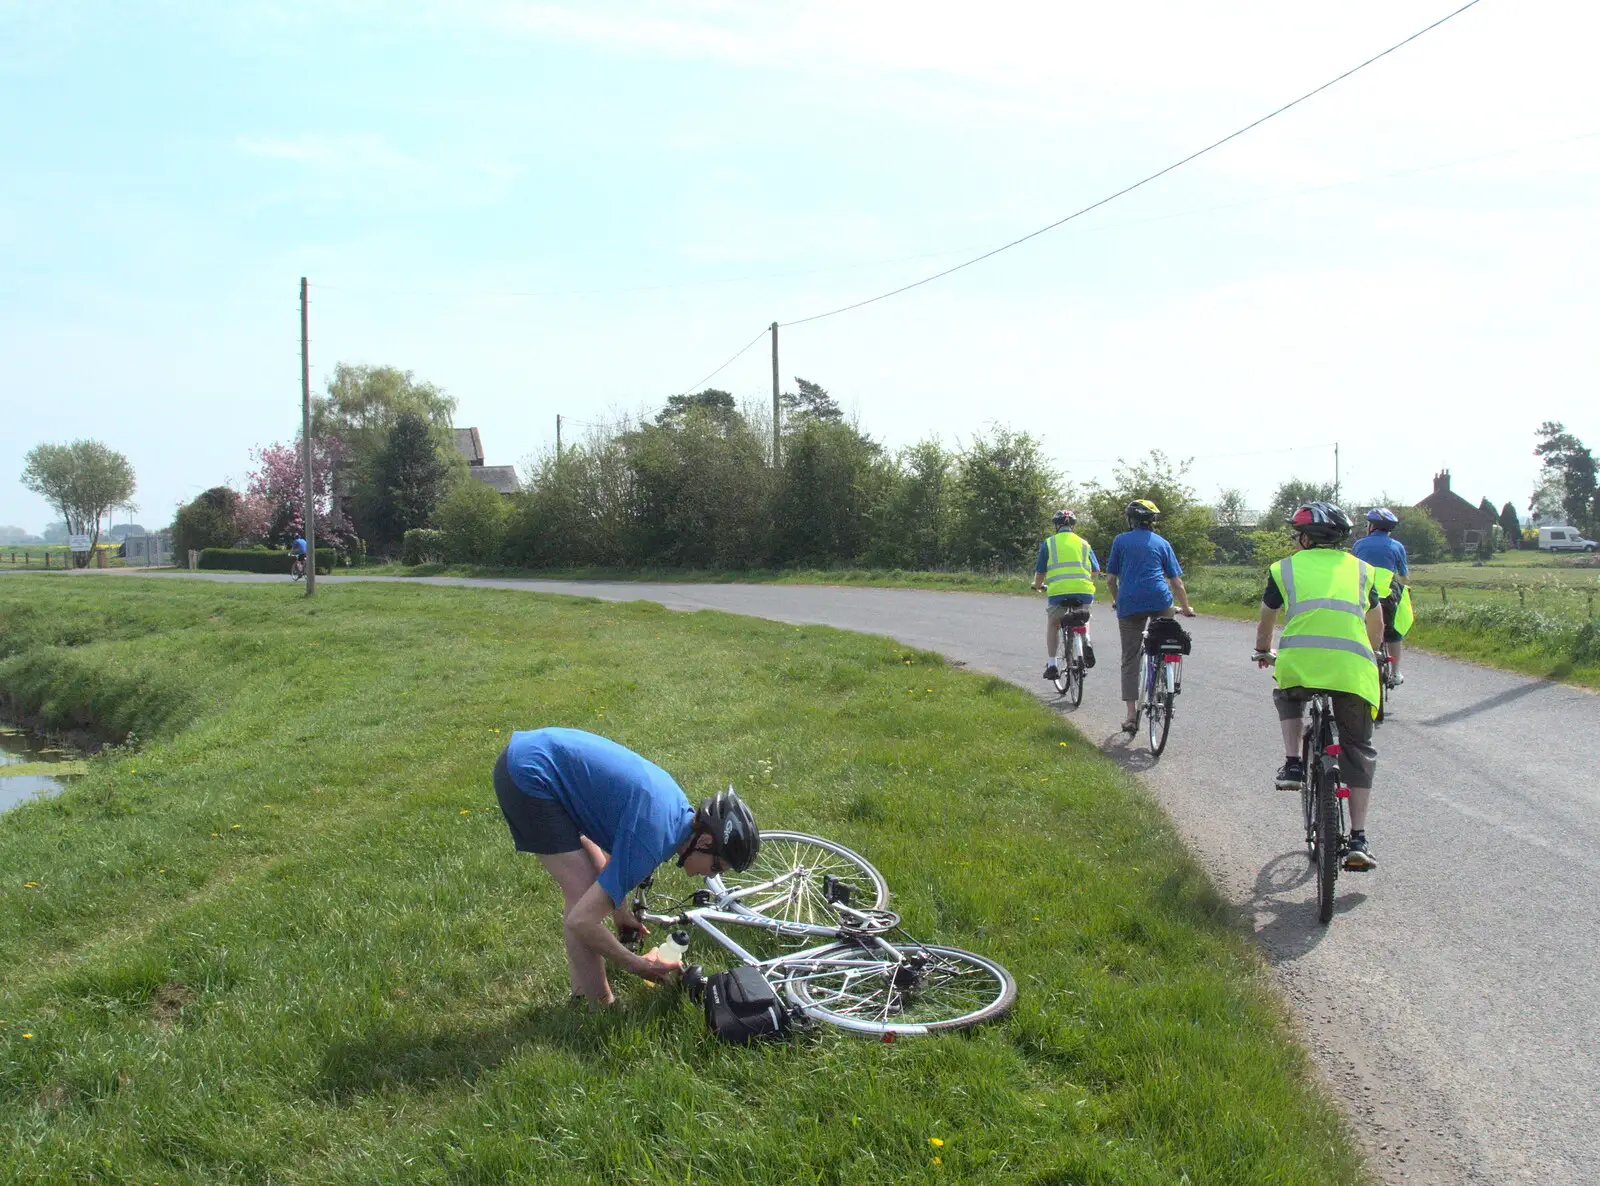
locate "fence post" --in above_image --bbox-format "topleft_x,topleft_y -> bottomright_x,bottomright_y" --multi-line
44,551 -> 49,569
1440,586 -> 1447,607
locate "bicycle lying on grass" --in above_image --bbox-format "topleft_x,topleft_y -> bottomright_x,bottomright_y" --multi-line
628,831 -> 1016,1039
1052,608 -> 1092,706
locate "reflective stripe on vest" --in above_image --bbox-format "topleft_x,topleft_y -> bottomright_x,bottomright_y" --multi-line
1045,532 -> 1095,597
1270,549 -> 1380,711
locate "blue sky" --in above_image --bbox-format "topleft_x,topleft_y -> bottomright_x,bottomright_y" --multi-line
4,0 -> 1598,533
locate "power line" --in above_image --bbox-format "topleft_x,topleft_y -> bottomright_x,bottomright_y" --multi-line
778,0 -> 1485,329
675,326 -> 769,395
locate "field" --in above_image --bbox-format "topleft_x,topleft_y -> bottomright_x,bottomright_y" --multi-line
0,577 -> 1364,1184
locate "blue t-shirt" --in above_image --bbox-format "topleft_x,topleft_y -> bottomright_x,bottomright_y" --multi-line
290,537 -> 308,555
1351,532 -> 1408,577
1105,528 -> 1182,617
504,728 -> 694,905
1034,539 -> 1100,606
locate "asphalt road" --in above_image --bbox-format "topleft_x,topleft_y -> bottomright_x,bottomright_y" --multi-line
70,573 -> 1600,1182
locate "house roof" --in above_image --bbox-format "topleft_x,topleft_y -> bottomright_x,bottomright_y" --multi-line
454,427 -> 484,466
469,465 -> 521,494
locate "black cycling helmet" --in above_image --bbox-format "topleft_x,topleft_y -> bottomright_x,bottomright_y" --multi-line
684,787 -> 760,872
1125,499 -> 1160,528
1052,508 -> 1077,530
1289,501 -> 1353,545
1365,507 -> 1399,530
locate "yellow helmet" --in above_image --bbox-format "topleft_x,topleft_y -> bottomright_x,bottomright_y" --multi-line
1125,499 -> 1160,527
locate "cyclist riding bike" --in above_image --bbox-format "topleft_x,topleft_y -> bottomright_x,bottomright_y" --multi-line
288,534 -> 308,577
1105,499 -> 1195,734
1350,507 -> 1412,685
1253,502 -> 1385,870
1032,508 -> 1100,682
492,727 -> 760,1007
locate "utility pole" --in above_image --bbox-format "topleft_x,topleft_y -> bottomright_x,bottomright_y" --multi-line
1333,441 -> 1340,502
301,277 -> 315,596
556,414 -> 563,458
770,321 -> 780,466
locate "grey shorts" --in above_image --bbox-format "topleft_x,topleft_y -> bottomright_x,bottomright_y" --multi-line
1273,688 -> 1377,789
493,748 -> 583,854
1047,602 -> 1093,626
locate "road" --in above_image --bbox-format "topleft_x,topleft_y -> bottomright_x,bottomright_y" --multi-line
80,573 -> 1600,1181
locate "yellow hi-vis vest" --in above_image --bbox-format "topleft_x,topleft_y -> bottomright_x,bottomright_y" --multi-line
1270,548 -> 1380,712
1044,531 -> 1095,597
1369,567 -> 1415,636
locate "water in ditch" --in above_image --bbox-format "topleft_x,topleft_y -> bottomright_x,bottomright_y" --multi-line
0,723 -> 86,814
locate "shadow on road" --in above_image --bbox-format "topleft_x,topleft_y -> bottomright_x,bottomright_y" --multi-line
1416,680 -> 1548,728
1245,851 -> 1367,964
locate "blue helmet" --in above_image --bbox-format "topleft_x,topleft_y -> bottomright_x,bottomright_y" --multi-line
1365,507 -> 1399,529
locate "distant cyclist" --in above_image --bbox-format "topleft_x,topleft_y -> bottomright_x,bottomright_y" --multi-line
1032,508 -> 1100,682
1253,502 -> 1385,870
288,534 -> 308,578
1351,507 -> 1411,684
1105,500 -> 1195,734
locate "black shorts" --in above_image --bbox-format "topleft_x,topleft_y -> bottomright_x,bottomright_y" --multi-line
1380,594 -> 1402,643
493,748 -> 583,855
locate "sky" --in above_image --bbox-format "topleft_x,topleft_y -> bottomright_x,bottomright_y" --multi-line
3,0 -> 1598,534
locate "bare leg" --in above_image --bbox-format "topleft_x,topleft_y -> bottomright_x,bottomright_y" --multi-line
1279,718 -> 1302,759
537,850 -> 613,1004
1347,786 -> 1371,832
1388,641 -> 1402,674
1046,616 -> 1059,659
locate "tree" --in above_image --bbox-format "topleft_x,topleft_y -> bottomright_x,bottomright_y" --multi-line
1533,421 -> 1598,534
868,439 -> 953,569
780,377 -> 843,424
1391,506 -> 1446,564
1079,451 -> 1214,570
107,523 -> 146,542
657,389 -> 739,431
435,477 -> 508,565
173,487 -> 245,555
1265,477 -> 1339,531
944,428 -> 1061,569
1498,501 -> 1521,548
368,412 -> 452,551
243,437 -> 357,553
20,440 -> 136,566
1208,487 -> 1252,564
770,417 -> 885,564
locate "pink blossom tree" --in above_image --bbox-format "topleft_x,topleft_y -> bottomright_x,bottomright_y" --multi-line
243,437 -> 358,554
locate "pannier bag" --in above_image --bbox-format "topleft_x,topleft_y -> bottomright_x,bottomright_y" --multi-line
704,966 -> 791,1044
1144,617 -> 1192,655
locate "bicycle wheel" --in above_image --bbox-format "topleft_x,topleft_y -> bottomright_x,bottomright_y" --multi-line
1065,659 -> 1084,707
1375,660 -> 1388,724
1148,691 -> 1173,757
714,831 -> 889,924
1314,766 -> 1340,925
778,941 -> 1016,1036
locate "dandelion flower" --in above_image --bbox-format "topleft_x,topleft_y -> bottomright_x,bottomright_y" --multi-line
931,1157 -> 942,1166
23,882 -> 39,889
459,809 -> 470,815
230,824 -> 240,830
929,1138 -> 944,1148
22,1033 -> 32,1039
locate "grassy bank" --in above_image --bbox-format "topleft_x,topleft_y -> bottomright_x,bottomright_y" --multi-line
1,578 -> 1363,1184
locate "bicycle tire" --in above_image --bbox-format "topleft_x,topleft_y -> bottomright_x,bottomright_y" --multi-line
713,831 -> 888,925
1053,666 -> 1069,697
1065,659 -> 1083,707
778,942 -> 1016,1036
1315,765 -> 1340,924
1148,692 -> 1173,757
1375,660 -> 1388,724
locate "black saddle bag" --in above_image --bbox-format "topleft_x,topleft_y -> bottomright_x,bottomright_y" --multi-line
1144,617 -> 1192,655
704,966 -> 790,1044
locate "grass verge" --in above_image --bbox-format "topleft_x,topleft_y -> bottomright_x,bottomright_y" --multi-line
0,577 -> 1365,1184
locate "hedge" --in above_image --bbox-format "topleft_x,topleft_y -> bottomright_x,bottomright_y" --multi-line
197,548 -> 336,574
401,528 -> 446,566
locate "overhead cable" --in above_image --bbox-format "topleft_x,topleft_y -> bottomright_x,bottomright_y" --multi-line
777,0 -> 1485,329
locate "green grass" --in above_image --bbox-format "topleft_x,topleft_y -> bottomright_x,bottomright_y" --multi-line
0,578 -> 1365,1184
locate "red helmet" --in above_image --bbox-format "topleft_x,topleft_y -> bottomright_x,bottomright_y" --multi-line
1288,501 -> 1352,545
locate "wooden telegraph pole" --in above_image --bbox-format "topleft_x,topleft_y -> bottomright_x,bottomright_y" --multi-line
301,277 -> 316,596
770,321 -> 780,466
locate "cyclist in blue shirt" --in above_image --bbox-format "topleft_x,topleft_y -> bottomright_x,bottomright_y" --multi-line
1351,507 -> 1410,683
1105,500 -> 1196,733
1031,508 -> 1100,681
288,535 -> 308,577
493,727 -> 760,1007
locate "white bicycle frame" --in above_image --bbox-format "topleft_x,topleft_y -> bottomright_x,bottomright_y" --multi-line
636,871 -> 932,1036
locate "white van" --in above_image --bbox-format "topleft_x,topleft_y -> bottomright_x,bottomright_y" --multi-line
1537,526 -> 1598,552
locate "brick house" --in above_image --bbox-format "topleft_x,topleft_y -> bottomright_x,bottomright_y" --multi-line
454,427 -> 521,495
1417,470 -> 1493,553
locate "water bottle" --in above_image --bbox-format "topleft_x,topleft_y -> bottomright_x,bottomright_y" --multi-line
640,930 -> 690,988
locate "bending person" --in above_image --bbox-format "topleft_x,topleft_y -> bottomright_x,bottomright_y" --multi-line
493,727 -> 759,1006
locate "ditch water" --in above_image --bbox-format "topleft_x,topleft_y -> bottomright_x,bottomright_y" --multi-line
0,723 -> 84,815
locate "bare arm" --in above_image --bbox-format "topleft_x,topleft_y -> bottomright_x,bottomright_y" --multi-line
1365,602 -> 1384,652
1105,574 -> 1119,606
1255,603 -> 1278,654
1170,575 -> 1195,616
565,882 -> 677,981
